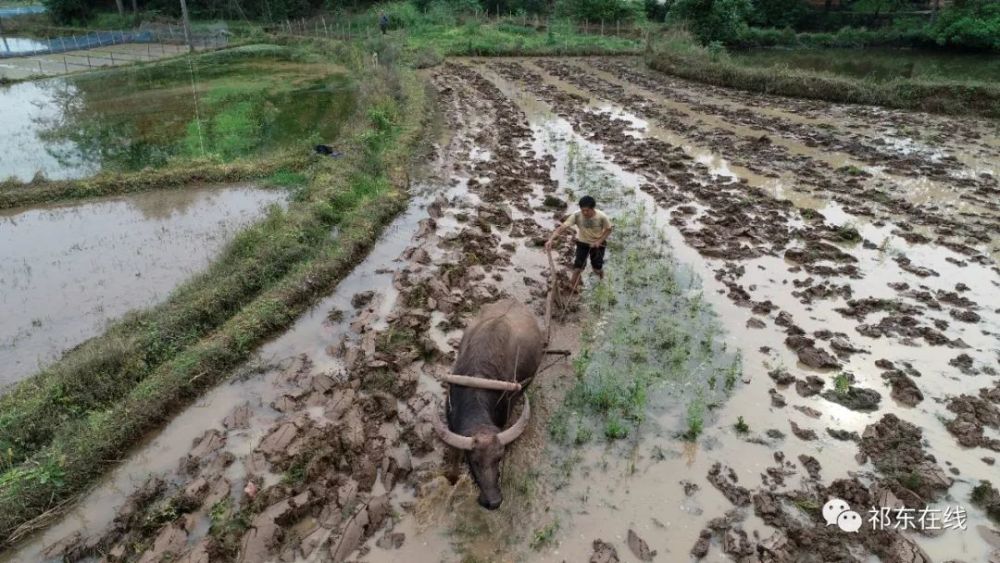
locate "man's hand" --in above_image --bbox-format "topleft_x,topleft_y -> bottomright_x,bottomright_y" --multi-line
544,239 -> 554,252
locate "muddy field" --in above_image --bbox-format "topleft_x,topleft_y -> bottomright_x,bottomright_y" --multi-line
8,56 -> 1000,563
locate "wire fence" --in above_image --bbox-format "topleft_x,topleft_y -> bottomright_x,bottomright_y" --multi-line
0,24 -> 228,58
0,30 -> 228,80
4,43 -> 195,76
264,12 -> 646,41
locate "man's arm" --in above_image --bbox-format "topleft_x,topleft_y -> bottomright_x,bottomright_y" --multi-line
544,223 -> 569,251
593,224 -> 613,247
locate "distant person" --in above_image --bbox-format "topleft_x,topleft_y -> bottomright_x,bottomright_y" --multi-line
379,11 -> 389,35
545,195 -> 613,292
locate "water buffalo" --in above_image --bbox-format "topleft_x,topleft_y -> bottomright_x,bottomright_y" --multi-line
432,299 -> 543,510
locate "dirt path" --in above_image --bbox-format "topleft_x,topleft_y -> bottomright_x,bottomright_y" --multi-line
11,57 -> 1000,563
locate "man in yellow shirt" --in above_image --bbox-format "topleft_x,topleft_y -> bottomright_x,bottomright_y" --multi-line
545,195 -> 613,292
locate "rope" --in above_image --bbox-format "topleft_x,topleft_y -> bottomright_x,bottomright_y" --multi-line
544,245 -> 560,344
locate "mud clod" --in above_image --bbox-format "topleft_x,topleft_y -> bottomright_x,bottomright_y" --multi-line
627,529 -> 655,561
821,386 -> 882,412
590,539 -> 620,563
795,375 -> 825,397
690,529 -> 712,559
707,463 -> 751,506
351,291 -> 376,308
861,414 -> 952,500
789,421 -> 818,441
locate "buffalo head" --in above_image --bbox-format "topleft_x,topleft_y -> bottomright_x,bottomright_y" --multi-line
432,398 -> 530,510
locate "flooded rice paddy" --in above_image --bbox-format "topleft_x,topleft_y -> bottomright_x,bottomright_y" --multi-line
0,47 -> 355,181
0,183 -> 286,387
5,55 -> 1000,563
0,42 -> 196,81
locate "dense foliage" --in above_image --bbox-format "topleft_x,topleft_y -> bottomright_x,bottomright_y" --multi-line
667,0 -> 1000,50
669,0 -> 752,43
927,0 -> 1000,50
554,0 -> 643,22
36,0 -> 1000,51
40,0 -> 646,23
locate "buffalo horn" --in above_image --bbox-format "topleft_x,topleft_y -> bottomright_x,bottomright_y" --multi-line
497,398 -> 530,446
431,408 -> 475,450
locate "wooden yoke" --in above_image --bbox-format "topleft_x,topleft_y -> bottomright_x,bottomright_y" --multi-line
439,373 -> 522,392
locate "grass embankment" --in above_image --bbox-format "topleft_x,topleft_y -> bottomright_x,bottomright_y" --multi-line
647,30 -> 1000,119
284,2 -> 644,60
0,36 -> 430,547
0,156 -> 305,209
546,142 -> 739,447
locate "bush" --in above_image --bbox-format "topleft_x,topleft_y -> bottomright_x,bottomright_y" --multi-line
555,0 -> 644,23
747,0 -> 809,29
929,0 -> 1000,50
669,0 -> 752,44
380,1 -> 424,27
43,0 -> 91,24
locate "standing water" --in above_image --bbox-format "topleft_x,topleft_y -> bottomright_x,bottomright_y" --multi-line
0,184 -> 286,387
0,50 -> 355,181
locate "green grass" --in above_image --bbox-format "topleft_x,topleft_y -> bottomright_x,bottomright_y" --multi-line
530,520 -> 560,550
1,44 -> 356,207
0,36 -> 430,547
684,396 -> 705,441
549,141 -> 738,448
401,18 -> 642,57
272,2 -> 644,59
834,372 -> 851,394
0,155 -> 305,209
647,29 -> 1000,119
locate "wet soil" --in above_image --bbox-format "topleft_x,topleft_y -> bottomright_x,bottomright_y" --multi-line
8,56 -> 1000,563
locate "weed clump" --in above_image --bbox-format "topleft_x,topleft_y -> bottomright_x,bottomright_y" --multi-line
734,416 -> 750,434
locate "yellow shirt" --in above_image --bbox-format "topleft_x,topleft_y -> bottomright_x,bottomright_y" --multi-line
562,210 -> 611,245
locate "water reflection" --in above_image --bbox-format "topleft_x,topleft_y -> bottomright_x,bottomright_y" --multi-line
0,36 -> 49,55
0,184 -> 286,386
0,79 -> 96,181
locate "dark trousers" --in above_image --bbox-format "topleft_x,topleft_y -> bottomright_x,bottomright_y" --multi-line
573,241 -> 605,271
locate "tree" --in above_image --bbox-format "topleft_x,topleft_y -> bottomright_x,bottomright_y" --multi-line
555,0 -> 645,22
850,0 -> 907,16
42,0 -> 91,23
928,0 -> 1000,49
669,0 -> 752,43
748,0 -> 809,28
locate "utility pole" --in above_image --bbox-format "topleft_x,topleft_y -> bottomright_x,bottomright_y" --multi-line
0,16 -> 9,55
179,0 -> 193,52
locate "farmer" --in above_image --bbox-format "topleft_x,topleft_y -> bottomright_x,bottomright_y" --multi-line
545,195 -> 613,292
379,11 -> 389,35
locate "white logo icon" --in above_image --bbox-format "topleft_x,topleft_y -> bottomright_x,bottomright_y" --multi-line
837,510 -> 863,533
822,498 -> 850,526
822,498 -> 860,532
